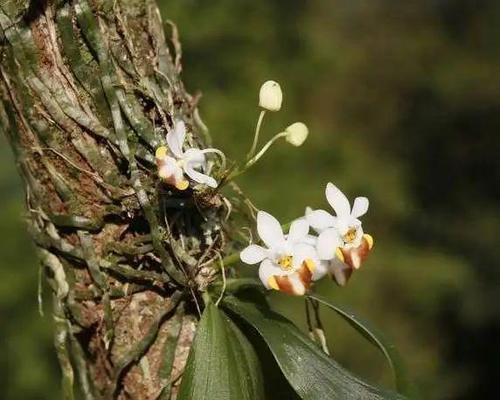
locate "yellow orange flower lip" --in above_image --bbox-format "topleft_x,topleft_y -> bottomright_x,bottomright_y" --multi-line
267,266 -> 312,296
304,258 -> 316,273
335,247 -> 345,263
155,146 -> 168,159
268,276 -> 279,290
175,180 -> 189,191
363,233 -> 374,250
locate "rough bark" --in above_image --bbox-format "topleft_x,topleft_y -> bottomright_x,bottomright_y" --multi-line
0,1 -> 233,398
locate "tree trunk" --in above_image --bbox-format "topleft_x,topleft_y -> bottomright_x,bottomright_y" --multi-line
0,1 -> 226,398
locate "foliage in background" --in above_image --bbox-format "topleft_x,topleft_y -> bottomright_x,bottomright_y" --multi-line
0,1 -> 499,399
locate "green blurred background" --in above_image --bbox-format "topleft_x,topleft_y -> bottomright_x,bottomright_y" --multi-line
1,1 -> 499,399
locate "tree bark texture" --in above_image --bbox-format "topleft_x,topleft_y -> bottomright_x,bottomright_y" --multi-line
0,1 -> 232,398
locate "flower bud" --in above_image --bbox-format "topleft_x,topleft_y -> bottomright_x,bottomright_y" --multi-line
284,122 -> 308,146
259,80 -> 282,111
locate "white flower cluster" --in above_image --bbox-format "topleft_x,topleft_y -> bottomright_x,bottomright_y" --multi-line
240,183 -> 374,296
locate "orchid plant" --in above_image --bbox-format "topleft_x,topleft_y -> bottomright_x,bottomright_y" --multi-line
163,81 -> 409,400
152,82 -> 375,293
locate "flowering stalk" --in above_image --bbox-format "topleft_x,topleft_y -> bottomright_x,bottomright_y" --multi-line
245,122 -> 310,169
246,131 -> 288,168
247,110 -> 267,160
226,129 -> 309,185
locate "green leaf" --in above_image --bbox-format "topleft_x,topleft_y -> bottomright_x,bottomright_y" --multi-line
210,278 -> 265,296
223,296 -> 407,400
233,314 -> 302,400
177,303 -> 264,400
307,293 -> 413,396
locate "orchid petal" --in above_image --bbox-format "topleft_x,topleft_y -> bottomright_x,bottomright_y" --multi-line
201,148 -> 227,169
158,165 -> 173,180
326,183 -> 351,217
158,156 -> 177,179
240,245 -> 268,265
257,211 -> 285,248
184,148 -> 206,168
303,234 -> 318,247
312,260 -> 329,281
291,243 -> 316,269
167,120 -> 186,157
306,209 -> 336,231
351,197 -> 369,218
285,274 -> 307,296
288,219 -> 309,243
329,259 -> 351,287
335,218 -> 351,236
184,164 -> 217,188
317,228 -> 341,260
258,259 -> 283,289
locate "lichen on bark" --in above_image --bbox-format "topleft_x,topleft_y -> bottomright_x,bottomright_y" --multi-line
0,1 -> 245,399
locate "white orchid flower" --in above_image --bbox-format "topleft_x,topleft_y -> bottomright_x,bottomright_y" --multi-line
240,211 -> 327,296
308,183 -> 368,243
155,120 -> 219,190
307,182 -> 369,257
306,183 -> 374,285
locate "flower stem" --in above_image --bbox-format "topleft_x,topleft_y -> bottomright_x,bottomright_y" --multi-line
246,131 -> 287,168
224,132 -> 287,184
247,110 -> 266,160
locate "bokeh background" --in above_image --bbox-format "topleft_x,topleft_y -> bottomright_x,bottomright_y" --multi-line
1,1 -> 499,399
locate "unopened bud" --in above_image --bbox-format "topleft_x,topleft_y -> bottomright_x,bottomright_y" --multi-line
284,122 -> 308,146
259,80 -> 282,112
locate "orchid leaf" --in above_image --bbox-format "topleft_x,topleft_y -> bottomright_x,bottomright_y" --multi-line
211,277 -> 265,295
177,303 -> 264,400
223,296 -> 407,400
307,293 -> 414,396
